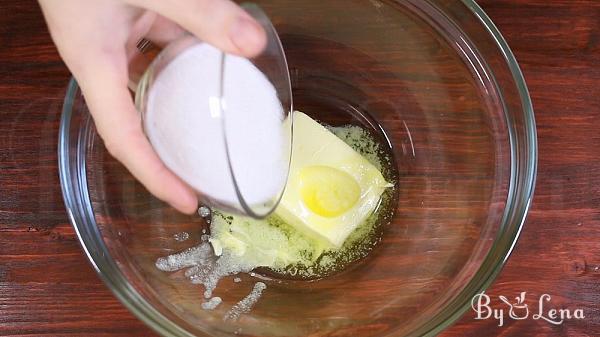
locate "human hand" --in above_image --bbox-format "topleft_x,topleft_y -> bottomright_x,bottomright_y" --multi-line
39,0 -> 267,213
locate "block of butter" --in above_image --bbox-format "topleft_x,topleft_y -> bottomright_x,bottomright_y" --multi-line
274,111 -> 391,248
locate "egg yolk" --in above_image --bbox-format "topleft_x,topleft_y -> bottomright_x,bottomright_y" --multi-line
298,165 -> 361,218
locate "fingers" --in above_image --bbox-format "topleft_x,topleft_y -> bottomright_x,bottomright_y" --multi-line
145,14 -> 186,47
78,57 -> 199,214
125,0 -> 267,57
39,0 -> 199,214
125,11 -> 185,51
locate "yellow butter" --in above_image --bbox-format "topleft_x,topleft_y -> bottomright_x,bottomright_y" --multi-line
275,112 -> 390,248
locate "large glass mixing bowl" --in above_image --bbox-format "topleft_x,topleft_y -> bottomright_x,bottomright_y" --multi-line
59,0 -> 536,336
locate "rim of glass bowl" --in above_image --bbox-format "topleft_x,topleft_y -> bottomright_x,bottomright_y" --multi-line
58,1 -> 537,336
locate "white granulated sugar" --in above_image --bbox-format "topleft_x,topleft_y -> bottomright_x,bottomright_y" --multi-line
198,206 -> 211,218
156,240 -> 259,296
188,250 -> 257,298
155,212 -> 270,318
224,282 -> 267,321
145,43 -> 286,207
173,231 -> 189,242
155,243 -> 213,272
156,241 -> 268,318
201,296 -> 222,310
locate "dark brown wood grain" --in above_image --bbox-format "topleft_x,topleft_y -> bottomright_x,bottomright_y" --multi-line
442,0 -> 600,336
0,0 -> 599,336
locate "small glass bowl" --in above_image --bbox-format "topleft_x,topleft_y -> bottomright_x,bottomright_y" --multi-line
135,3 -> 293,218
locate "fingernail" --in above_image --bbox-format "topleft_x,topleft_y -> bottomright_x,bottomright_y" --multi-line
230,16 -> 267,57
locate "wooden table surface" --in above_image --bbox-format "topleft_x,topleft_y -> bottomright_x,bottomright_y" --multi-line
1,0 -> 599,336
